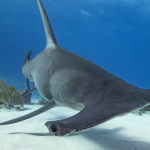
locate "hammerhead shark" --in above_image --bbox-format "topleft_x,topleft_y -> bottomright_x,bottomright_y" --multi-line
0,0 -> 150,136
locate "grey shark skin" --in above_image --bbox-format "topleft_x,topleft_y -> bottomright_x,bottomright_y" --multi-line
1,0 -> 150,136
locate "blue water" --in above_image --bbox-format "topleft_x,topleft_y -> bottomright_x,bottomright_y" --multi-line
0,0 -> 150,98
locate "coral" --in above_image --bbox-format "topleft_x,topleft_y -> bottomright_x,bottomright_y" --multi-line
0,79 -> 24,107
132,110 -> 142,116
132,105 -> 150,116
140,105 -> 150,112
18,89 -> 32,104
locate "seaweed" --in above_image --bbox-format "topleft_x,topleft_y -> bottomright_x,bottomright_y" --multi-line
0,79 -> 24,107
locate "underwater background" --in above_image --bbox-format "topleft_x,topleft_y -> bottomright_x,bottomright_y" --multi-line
0,0 -> 150,99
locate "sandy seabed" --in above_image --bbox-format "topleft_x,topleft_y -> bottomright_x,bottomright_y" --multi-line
0,100 -> 150,150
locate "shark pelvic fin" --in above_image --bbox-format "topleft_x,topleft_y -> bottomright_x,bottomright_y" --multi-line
0,101 -> 56,125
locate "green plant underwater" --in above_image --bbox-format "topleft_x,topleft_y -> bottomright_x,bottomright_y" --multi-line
0,79 -> 24,107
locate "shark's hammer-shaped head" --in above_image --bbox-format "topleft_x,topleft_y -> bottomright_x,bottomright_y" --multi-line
22,58 -> 33,79
22,50 -> 34,90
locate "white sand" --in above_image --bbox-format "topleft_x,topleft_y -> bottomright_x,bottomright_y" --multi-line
0,101 -> 150,150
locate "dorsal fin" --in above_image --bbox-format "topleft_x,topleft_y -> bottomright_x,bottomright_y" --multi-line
37,0 -> 57,48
